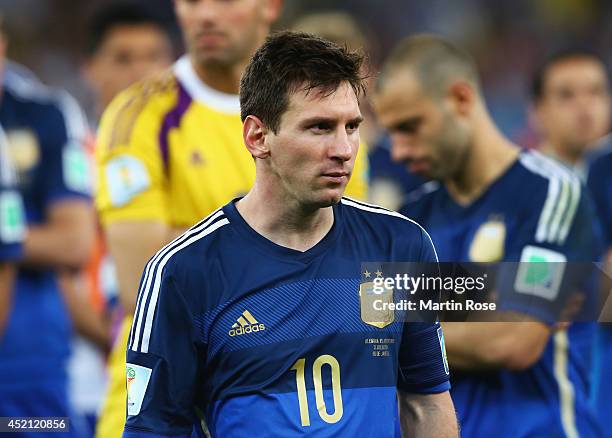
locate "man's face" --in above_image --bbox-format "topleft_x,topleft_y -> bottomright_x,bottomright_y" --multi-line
264,81 -> 362,207
535,57 -> 611,157
86,24 -> 172,109
174,0 -> 279,69
374,71 -> 472,181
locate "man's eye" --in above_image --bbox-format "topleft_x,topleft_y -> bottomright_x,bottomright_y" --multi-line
311,123 -> 331,132
393,118 -> 421,134
346,123 -> 360,132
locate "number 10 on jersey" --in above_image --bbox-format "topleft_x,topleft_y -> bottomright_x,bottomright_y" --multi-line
290,354 -> 343,427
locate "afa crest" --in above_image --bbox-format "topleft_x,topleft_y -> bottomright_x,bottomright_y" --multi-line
469,218 -> 506,262
6,129 -> 40,173
359,281 -> 394,328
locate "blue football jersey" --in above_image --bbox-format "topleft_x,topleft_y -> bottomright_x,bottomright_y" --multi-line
401,149 -> 602,437
124,197 -> 450,438
0,64 -> 91,424
586,144 -> 612,438
0,124 -> 25,260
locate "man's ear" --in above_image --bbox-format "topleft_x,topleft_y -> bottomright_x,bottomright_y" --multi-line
243,115 -> 270,159
264,0 -> 283,23
448,81 -> 476,117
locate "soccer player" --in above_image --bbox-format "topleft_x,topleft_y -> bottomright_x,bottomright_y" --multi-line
0,124 -> 25,337
123,31 -> 456,438
586,146 -> 612,437
95,1 -> 369,436
0,20 -> 95,438
291,11 -> 413,211
83,1 -> 174,118
530,49 -> 610,175
374,34 -> 602,437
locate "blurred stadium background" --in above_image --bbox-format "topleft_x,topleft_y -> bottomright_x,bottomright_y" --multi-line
2,0 -> 612,144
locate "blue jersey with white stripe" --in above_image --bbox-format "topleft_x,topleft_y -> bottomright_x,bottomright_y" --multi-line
124,198 -> 450,438
0,64 -> 91,384
401,150 -> 602,438
586,144 -> 612,438
0,124 -> 25,261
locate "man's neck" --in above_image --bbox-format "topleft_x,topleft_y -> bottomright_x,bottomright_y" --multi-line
235,182 -> 335,253
540,142 -> 582,166
190,56 -> 246,95
445,121 -> 520,206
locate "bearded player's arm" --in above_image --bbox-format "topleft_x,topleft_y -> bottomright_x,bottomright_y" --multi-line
443,179 -> 599,371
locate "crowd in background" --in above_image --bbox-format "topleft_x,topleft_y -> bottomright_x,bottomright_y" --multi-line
3,0 -> 612,142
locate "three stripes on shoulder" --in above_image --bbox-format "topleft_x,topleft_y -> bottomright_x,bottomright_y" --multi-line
520,151 -> 581,246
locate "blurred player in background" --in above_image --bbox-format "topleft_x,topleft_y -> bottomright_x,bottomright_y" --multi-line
123,31 -> 456,437
95,1 -> 369,436
0,124 -> 26,337
0,25 -> 25,338
0,13 -> 96,437
374,34 -> 603,437
587,146 -> 612,437
83,1 -> 174,120
75,2 -> 175,434
531,49 -> 612,436
530,49 -> 611,176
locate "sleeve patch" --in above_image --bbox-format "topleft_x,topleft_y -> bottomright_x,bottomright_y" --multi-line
104,155 -> 151,207
0,191 -> 26,244
62,142 -> 92,195
126,363 -> 152,416
437,326 -> 450,375
514,245 -> 567,301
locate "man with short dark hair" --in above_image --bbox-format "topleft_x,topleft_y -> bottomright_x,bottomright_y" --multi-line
123,31 -> 456,438
83,1 -> 174,118
530,49 -> 610,172
374,34 -> 602,438
95,2 -> 370,434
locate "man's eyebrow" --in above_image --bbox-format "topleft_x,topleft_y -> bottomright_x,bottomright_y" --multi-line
391,116 -> 421,131
300,115 -> 364,126
349,115 -> 365,125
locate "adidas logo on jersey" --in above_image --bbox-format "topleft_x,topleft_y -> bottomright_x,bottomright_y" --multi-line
229,310 -> 265,337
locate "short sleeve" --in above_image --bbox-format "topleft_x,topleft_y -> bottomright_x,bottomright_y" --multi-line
124,261 -> 203,437
42,91 -> 92,205
397,322 -> 450,393
496,182 -> 601,324
0,128 -> 25,260
397,223 -> 449,393
344,141 -> 369,201
95,78 -> 177,226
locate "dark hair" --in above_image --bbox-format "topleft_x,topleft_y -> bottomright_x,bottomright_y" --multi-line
531,48 -> 608,101
240,31 -> 366,133
377,34 -> 481,99
86,1 -> 169,56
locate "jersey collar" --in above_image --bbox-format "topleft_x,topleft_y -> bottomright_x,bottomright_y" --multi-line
173,55 -> 240,114
223,198 -> 343,263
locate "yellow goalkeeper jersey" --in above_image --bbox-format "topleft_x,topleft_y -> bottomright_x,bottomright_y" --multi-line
96,56 -> 368,229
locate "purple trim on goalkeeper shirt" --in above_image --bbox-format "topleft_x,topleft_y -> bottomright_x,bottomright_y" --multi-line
158,81 -> 192,172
